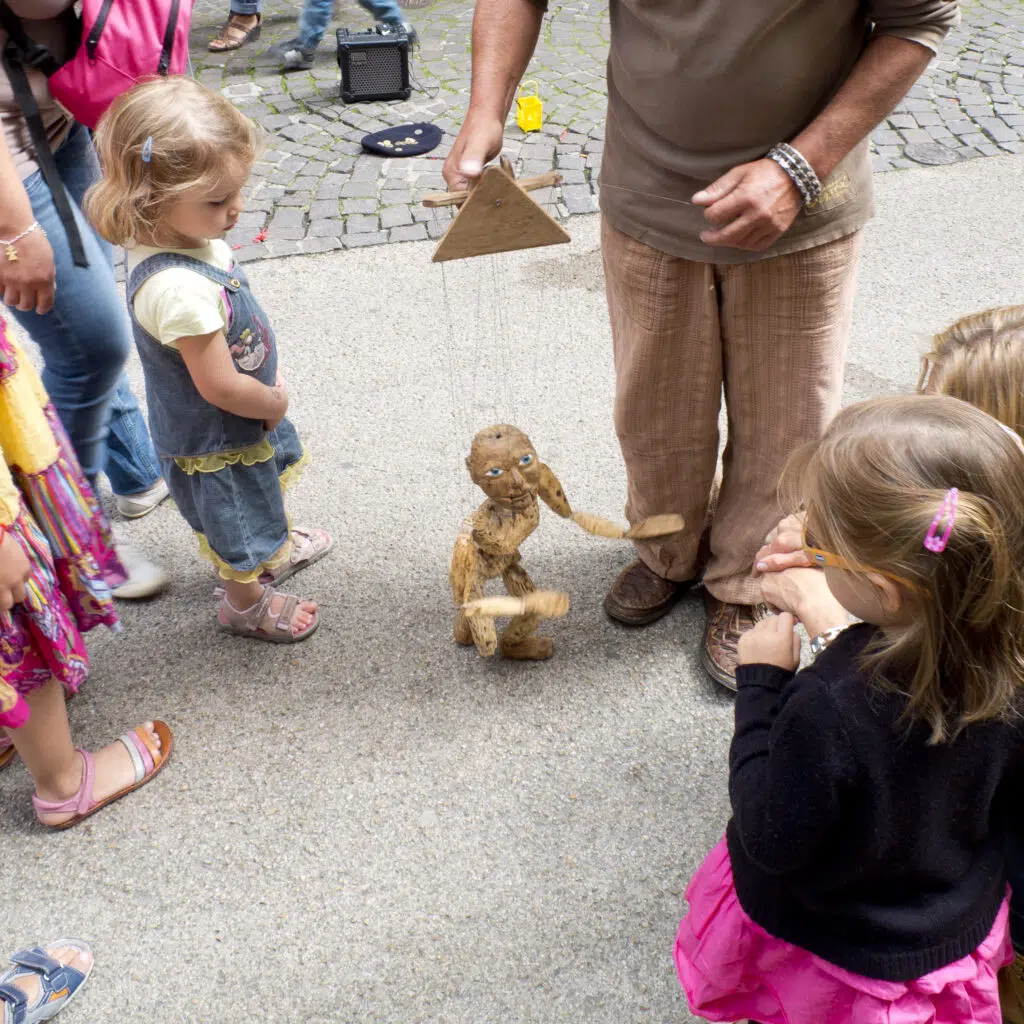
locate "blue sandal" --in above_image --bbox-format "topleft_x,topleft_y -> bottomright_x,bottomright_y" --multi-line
0,941 -> 93,1024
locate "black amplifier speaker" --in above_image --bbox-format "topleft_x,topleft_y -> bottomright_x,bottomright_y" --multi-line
336,25 -> 412,103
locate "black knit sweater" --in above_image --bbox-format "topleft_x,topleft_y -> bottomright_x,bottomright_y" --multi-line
728,622 -> 1024,981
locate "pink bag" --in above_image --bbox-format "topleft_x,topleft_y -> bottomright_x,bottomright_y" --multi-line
49,0 -> 195,128
1,0 -> 195,265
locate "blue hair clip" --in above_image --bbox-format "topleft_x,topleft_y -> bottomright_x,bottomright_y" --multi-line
141,136 -> 153,163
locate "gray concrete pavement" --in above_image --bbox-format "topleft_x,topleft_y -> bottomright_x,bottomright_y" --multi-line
2,154 -> 1024,1023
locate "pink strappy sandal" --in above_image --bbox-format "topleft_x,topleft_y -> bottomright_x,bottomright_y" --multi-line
212,528 -> 333,599
262,527 -> 333,586
217,585 -> 319,643
32,721 -> 174,830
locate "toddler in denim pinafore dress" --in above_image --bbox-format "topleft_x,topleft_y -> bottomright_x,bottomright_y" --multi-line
127,248 -> 331,642
88,77 -> 330,642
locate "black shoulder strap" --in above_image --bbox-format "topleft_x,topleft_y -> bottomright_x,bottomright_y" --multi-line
0,11 -> 88,267
157,0 -> 181,75
0,2 -> 62,75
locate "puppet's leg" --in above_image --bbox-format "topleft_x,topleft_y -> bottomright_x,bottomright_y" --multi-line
456,578 -> 498,656
454,609 -> 473,645
500,562 -> 553,660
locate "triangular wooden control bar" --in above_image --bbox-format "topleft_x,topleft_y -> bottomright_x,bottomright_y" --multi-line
421,159 -> 571,262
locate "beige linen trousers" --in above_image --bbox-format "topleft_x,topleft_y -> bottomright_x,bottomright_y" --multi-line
602,218 -> 864,606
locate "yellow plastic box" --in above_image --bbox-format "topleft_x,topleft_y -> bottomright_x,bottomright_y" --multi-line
516,81 -> 543,133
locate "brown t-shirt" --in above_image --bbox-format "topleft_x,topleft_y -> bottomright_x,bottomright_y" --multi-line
599,0 -> 960,263
0,0 -> 76,182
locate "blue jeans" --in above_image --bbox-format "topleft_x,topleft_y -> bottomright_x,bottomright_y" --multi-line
297,0 -> 404,49
10,123 -> 161,496
229,0 -> 261,14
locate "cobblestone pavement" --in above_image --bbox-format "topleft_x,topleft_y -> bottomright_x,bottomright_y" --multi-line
187,0 -> 1024,260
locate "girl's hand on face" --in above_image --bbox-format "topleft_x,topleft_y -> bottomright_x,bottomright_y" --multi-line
754,511 -> 811,574
0,530 -> 31,611
0,227 -> 56,315
759,566 -> 831,617
760,567 -> 851,639
738,612 -> 800,671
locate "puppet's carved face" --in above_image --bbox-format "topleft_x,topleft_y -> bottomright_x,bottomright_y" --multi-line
467,426 -> 541,509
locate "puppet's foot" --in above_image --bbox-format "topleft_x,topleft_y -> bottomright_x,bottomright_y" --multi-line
500,636 -> 553,660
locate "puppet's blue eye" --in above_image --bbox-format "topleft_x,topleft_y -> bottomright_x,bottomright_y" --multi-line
520,454 -> 533,466
486,467 -> 503,478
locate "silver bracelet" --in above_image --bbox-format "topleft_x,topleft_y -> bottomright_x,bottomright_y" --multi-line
1,221 -> 43,263
809,625 -> 846,658
766,143 -> 823,207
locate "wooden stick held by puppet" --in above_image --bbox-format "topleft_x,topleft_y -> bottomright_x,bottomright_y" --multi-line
450,425 -> 684,660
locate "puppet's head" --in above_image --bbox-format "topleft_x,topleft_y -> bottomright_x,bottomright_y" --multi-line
467,425 -> 542,510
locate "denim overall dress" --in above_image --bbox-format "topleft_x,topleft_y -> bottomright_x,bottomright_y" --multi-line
127,253 -> 304,581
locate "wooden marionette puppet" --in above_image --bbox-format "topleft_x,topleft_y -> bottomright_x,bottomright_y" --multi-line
452,424 -> 684,660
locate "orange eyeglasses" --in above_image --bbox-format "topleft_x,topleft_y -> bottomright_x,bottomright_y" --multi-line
801,524 -> 918,589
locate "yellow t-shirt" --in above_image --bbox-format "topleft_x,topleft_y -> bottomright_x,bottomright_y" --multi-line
127,240 -> 234,349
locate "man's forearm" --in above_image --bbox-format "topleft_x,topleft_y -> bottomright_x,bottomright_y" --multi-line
792,35 -> 936,182
467,0 -> 544,121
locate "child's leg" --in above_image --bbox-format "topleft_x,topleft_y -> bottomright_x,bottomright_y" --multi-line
4,678 -> 163,826
223,579 -> 317,638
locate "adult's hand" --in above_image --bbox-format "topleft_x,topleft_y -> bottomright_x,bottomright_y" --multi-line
754,512 -> 812,574
442,114 -> 506,192
0,531 -> 30,611
0,227 -> 56,316
693,159 -> 802,252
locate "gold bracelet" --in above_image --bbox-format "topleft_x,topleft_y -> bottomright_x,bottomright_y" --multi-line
0,221 -> 44,263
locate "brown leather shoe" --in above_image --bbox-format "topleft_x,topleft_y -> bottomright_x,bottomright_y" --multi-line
702,594 -> 771,692
604,559 -> 695,626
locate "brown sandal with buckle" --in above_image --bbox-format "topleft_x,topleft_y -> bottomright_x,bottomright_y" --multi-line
208,13 -> 262,52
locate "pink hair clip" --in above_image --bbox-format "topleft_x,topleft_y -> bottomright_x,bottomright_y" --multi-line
923,487 -> 958,553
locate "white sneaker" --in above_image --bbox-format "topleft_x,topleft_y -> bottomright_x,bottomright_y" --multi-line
106,542 -> 170,600
115,478 -> 169,520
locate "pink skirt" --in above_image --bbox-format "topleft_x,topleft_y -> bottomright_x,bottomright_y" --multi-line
0,406 -> 122,726
675,838 -> 1012,1024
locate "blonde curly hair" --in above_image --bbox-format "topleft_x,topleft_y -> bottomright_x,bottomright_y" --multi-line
85,76 -> 261,246
918,305 -> 1024,438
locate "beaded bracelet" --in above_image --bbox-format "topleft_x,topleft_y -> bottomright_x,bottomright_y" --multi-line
0,221 -> 43,263
766,143 -> 823,207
